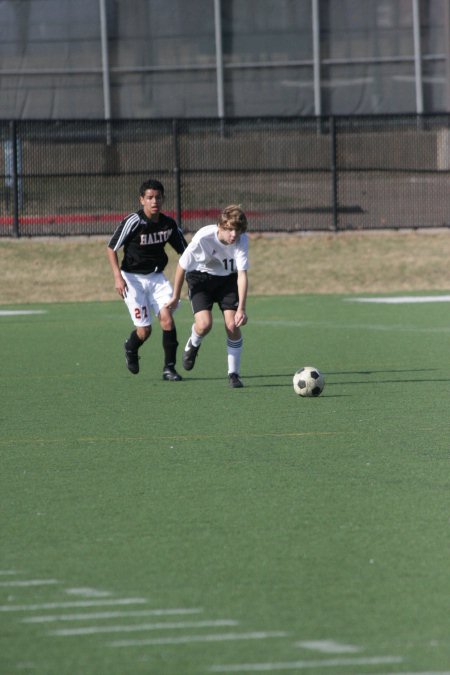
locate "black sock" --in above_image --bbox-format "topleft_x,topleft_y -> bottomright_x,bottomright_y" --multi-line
162,328 -> 178,367
125,330 -> 144,352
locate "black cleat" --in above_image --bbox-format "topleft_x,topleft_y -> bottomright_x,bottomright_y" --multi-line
124,342 -> 139,374
228,372 -> 244,388
182,340 -> 200,371
162,365 -> 183,381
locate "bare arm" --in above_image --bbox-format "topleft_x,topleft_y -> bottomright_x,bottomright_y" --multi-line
165,263 -> 186,310
235,269 -> 248,327
106,247 -> 127,298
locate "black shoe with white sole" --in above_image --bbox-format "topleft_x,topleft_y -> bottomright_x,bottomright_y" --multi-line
182,340 -> 200,371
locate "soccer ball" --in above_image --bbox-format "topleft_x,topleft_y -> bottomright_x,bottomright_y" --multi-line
293,366 -> 325,397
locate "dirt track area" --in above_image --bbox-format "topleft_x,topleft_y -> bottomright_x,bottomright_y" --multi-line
1,230 -> 449,305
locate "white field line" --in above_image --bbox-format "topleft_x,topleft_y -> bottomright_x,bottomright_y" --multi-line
209,655 -> 403,672
0,579 -> 59,587
50,619 -> 238,637
109,631 -> 287,648
354,672 -> 450,675
0,598 -> 147,612
296,639 -> 362,653
0,570 -> 18,575
23,608 -> 202,623
252,319 -> 450,334
0,310 -> 47,316
64,587 -> 112,597
348,295 -> 450,304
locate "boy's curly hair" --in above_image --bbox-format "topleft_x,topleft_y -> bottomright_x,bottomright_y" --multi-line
218,204 -> 248,233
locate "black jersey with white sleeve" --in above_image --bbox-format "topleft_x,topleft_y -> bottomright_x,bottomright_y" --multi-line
108,210 -> 187,274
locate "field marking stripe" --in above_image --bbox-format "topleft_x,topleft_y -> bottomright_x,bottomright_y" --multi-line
252,319 -> 450,334
23,608 -> 202,623
353,672 -> 450,675
0,431 -> 343,446
77,432 -> 339,442
64,587 -> 112,597
297,639 -> 361,653
0,598 -> 147,612
348,295 -> 450,303
0,310 -> 47,316
209,655 -> 403,672
109,631 -> 287,647
51,619 -> 237,636
0,579 -> 58,587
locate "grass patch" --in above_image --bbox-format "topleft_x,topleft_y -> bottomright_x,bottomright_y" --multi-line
1,295 -> 450,673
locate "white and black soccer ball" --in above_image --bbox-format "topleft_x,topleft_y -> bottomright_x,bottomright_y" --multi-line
293,366 -> 325,397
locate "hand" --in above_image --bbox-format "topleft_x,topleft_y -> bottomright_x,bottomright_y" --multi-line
235,309 -> 247,327
164,296 -> 180,311
115,277 -> 128,298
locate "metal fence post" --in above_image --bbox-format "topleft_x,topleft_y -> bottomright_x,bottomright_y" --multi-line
9,120 -> 20,238
172,119 -> 182,229
330,115 -> 338,231
214,0 -> 225,120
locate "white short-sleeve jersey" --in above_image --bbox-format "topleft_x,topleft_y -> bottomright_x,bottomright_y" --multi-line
179,224 -> 249,276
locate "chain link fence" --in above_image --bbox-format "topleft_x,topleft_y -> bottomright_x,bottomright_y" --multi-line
1,115 -> 450,237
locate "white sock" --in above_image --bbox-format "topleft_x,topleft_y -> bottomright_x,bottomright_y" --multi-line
188,326 -> 203,348
227,336 -> 243,374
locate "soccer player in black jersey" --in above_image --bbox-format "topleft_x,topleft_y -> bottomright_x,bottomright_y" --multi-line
107,179 -> 187,380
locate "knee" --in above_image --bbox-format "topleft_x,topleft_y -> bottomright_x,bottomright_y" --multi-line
137,326 -> 151,341
159,315 -> 175,331
225,319 -> 240,337
158,308 -> 175,331
195,317 -> 212,336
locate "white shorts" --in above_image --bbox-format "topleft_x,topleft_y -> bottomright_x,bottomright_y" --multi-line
121,271 -> 175,327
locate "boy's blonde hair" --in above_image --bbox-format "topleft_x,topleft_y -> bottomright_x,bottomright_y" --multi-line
218,204 -> 248,233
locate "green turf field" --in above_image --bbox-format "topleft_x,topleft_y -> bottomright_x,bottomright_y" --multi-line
1,294 -> 449,675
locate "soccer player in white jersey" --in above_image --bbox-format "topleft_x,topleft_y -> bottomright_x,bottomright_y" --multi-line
165,205 -> 249,388
107,179 -> 187,380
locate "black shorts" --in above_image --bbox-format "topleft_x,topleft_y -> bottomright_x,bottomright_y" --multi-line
186,271 -> 239,314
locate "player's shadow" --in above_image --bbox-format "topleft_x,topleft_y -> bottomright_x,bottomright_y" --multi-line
327,377 -> 450,386
322,367 -> 448,387
326,367 -> 438,375
185,373 -> 288,382
221,368 -> 449,391
182,369 -> 448,390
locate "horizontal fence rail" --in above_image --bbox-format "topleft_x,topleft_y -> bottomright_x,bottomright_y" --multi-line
1,115 -> 450,237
